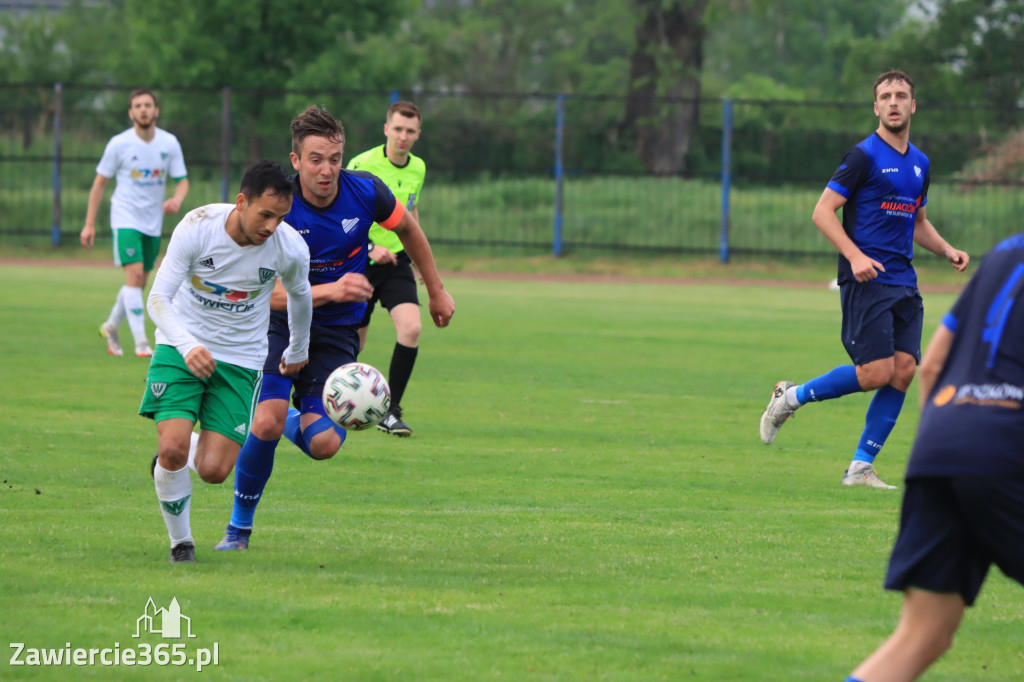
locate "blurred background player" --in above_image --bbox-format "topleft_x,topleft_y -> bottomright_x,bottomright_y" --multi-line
759,70 -> 969,489
80,88 -> 190,358
141,160 -> 311,563
347,101 -> 427,436
217,105 -> 455,551
845,232 -> 1024,682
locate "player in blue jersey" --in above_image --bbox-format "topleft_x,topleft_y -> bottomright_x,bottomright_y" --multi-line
216,106 -> 455,550
760,70 -> 969,488
844,233 -> 1024,682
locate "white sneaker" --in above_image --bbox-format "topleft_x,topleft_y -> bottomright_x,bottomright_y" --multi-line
760,380 -> 796,444
841,466 -> 898,489
135,343 -> 154,358
99,323 -> 123,357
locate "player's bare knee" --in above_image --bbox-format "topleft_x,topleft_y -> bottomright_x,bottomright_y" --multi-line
250,412 -> 285,440
157,447 -> 188,471
308,436 -> 340,461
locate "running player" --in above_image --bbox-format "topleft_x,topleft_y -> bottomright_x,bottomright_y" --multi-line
142,160 -> 312,563
759,70 -> 969,488
81,88 -> 189,358
216,105 -> 455,551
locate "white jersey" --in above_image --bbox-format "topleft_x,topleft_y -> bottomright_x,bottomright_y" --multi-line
148,204 -> 312,370
96,127 -> 188,236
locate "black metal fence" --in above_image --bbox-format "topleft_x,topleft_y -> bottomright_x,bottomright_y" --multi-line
3,82 -> 1023,260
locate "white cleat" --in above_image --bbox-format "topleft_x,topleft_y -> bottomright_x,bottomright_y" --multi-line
841,466 -> 898,490
760,380 -> 796,444
100,323 -> 123,356
135,343 -> 154,358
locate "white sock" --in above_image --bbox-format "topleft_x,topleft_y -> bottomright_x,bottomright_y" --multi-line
122,285 -> 148,348
187,432 -> 199,474
105,286 -> 126,329
785,386 -> 801,409
154,462 -> 194,546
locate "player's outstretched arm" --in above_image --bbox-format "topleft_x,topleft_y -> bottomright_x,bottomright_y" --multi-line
392,210 -> 454,327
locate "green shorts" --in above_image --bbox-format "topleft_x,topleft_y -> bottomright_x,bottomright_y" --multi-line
113,228 -> 161,271
139,345 -> 262,444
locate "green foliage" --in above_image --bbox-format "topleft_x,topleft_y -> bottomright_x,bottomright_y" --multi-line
3,266 -> 1024,680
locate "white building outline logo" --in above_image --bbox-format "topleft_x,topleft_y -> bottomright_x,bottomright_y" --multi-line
133,597 -> 197,639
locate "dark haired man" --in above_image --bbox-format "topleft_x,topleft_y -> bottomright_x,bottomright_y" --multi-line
217,106 -> 455,551
760,70 -> 970,488
81,88 -> 190,358
142,159 -> 312,563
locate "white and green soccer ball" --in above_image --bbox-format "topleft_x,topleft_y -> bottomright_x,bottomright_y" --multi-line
322,362 -> 391,430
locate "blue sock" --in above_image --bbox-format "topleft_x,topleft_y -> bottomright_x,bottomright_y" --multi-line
845,678 -> 865,682
796,365 -> 861,404
229,433 -> 279,529
853,384 -> 906,464
282,408 -> 308,455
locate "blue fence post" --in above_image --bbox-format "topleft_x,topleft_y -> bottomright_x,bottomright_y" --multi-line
553,94 -> 565,258
52,82 -> 63,246
390,90 -> 399,105
719,99 -> 733,264
220,87 -> 232,202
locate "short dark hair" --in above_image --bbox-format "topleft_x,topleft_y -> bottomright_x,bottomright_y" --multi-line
129,88 -> 158,108
239,159 -> 294,201
873,70 -> 914,99
387,100 -> 421,124
290,105 -> 345,157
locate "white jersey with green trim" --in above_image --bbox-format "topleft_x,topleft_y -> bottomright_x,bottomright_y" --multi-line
148,204 -> 312,370
96,127 -> 187,237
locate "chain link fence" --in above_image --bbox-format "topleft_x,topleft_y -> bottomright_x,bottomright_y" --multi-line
3,82 -> 1023,260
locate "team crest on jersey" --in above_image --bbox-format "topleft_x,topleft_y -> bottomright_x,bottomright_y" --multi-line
150,382 -> 167,398
341,218 -> 359,234
914,165 -> 922,177
259,268 -> 276,284
161,152 -> 168,160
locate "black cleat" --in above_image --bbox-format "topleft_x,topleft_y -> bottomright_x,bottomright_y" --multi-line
169,542 -> 195,563
377,406 -> 412,437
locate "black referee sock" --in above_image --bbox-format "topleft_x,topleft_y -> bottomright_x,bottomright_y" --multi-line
388,342 -> 419,409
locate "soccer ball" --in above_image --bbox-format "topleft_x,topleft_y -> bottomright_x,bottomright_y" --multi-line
322,362 -> 391,430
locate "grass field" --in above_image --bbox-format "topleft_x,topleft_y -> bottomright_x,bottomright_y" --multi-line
1,264 -> 1021,681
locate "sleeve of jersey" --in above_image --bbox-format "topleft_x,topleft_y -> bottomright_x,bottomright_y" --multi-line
146,221 -> 202,358
372,176 -> 406,230
942,268 -> 981,333
280,233 -> 312,365
170,139 -> 188,180
826,148 -> 869,198
96,138 -> 118,178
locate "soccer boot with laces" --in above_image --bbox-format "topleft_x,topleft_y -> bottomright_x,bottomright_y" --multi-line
214,524 -> 251,551
377,406 -> 412,437
169,542 -> 195,563
760,380 -> 796,444
100,323 -> 123,356
135,342 -> 154,358
841,465 -> 898,490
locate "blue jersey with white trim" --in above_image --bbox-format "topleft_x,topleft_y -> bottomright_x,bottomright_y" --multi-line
908,233 -> 1024,477
281,170 -> 398,326
826,132 -> 930,288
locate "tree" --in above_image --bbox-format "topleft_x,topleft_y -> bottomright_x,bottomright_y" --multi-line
620,0 -> 708,174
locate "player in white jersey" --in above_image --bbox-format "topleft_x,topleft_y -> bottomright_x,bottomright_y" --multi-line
80,88 -> 190,358
140,160 -> 312,563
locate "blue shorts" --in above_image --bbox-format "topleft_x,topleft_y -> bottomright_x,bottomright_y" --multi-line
884,477 -> 1024,605
358,252 -> 420,329
262,316 -> 360,406
840,282 -> 923,365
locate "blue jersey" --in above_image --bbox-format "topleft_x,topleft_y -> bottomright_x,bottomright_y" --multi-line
281,170 -> 403,326
826,133 -> 930,288
908,233 -> 1024,477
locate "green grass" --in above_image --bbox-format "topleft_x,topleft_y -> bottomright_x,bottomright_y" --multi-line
1,265 -> 1021,681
